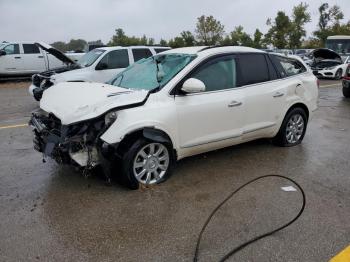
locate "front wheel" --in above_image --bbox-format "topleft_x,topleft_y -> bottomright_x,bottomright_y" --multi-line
272,108 -> 308,147
335,69 -> 343,80
120,138 -> 174,189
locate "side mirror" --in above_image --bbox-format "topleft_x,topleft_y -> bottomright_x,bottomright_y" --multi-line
181,78 -> 206,93
96,62 -> 108,70
0,50 -> 6,56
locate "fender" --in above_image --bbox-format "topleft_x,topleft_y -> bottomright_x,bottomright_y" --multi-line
143,127 -> 172,144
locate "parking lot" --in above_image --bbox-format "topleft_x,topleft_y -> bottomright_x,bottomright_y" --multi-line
0,79 -> 349,261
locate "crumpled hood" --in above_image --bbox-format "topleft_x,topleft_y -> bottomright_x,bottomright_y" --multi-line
40,82 -> 149,125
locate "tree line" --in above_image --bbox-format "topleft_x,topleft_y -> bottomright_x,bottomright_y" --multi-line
52,2 -> 350,52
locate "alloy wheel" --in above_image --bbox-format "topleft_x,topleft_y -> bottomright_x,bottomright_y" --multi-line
286,114 -> 304,144
133,143 -> 169,185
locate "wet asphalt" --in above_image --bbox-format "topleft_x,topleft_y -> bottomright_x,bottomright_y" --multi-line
0,80 -> 349,262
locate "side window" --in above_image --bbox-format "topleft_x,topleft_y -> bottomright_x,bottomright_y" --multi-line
238,54 -> 269,85
132,48 -> 152,62
266,56 -> 278,80
3,44 -> 19,55
23,44 -> 40,54
99,49 -> 129,69
271,55 -> 307,77
155,48 -> 170,54
190,56 -> 237,92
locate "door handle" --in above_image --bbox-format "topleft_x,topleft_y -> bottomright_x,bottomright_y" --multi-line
273,92 -> 284,98
14,56 -> 21,59
38,56 -> 44,58
228,101 -> 242,107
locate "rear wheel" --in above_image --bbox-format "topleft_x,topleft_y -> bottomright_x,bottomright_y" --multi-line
335,69 -> 343,80
120,138 -> 174,189
273,107 -> 308,147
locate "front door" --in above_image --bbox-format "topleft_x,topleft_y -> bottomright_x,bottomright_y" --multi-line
175,55 -> 245,157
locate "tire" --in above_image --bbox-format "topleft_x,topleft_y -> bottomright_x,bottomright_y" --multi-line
272,107 -> 308,147
343,86 -> 350,98
335,69 -> 343,80
120,137 -> 174,189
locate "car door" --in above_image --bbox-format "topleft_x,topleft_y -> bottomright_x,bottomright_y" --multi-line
92,49 -> 130,82
175,55 -> 245,156
240,53 -> 304,140
20,44 -> 46,73
0,43 -> 21,75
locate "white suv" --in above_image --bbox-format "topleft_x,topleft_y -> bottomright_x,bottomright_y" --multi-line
30,46 -> 318,189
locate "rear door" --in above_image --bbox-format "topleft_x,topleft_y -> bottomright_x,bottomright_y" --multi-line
0,43 -> 21,75
92,49 -> 130,82
238,53 -> 289,140
21,44 -> 46,73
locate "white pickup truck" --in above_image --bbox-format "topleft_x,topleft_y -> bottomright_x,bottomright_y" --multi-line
28,45 -> 170,100
0,42 -> 82,76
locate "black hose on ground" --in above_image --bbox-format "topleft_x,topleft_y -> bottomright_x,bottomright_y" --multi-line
193,175 -> 306,262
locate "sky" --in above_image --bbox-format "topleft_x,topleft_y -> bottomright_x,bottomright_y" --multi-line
0,0 -> 349,44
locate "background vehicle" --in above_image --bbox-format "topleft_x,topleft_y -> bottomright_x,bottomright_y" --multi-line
0,41 -> 78,76
29,45 -> 170,100
309,48 -> 349,79
30,46 -> 318,189
326,35 -> 350,55
343,64 -> 350,97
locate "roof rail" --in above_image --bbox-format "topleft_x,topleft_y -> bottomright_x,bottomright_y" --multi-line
198,45 -> 235,52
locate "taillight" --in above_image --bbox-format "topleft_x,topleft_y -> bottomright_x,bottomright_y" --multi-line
317,79 -> 320,88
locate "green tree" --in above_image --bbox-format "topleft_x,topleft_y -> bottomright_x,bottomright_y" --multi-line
252,29 -> 264,48
195,15 -> 225,45
180,31 -> 196,46
265,11 -> 292,49
229,25 -> 253,46
66,39 -> 87,51
289,2 -> 311,49
159,39 -> 168,46
51,41 -> 67,52
168,37 -> 185,48
314,3 -> 345,45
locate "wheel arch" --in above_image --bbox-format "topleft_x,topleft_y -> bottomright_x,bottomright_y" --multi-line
116,127 -> 177,158
286,102 -> 309,120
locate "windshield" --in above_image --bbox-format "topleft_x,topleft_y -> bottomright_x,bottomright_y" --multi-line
109,53 -> 197,91
77,49 -> 105,67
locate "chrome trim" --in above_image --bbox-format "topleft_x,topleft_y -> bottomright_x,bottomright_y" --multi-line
242,123 -> 276,135
181,133 -> 241,148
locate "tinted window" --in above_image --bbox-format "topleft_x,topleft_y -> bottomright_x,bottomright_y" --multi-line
273,55 -> 307,77
190,56 -> 237,92
3,44 -> 19,55
98,49 -> 129,69
239,54 -> 269,85
132,48 -> 153,61
266,56 -> 278,80
155,48 -> 170,54
23,44 -> 40,54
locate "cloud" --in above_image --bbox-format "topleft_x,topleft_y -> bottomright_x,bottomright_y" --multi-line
0,0 -> 349,44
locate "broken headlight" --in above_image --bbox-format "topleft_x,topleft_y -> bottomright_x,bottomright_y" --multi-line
104,111 -> 118,127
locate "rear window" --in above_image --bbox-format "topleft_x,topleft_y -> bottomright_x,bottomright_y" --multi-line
271,55 -> 307,77
23,44 -> 40,54
238,54 -> 269,85
132,48 -> 153,62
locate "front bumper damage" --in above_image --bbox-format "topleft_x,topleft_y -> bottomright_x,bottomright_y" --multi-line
29,110 -> 113,170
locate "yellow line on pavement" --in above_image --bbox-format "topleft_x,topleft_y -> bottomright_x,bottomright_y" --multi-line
0,123 -> 28,130
330,245 -> 350,262
320,83 -> 342,88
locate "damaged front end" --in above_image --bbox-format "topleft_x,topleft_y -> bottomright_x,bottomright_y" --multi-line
29,110 -> 113,171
